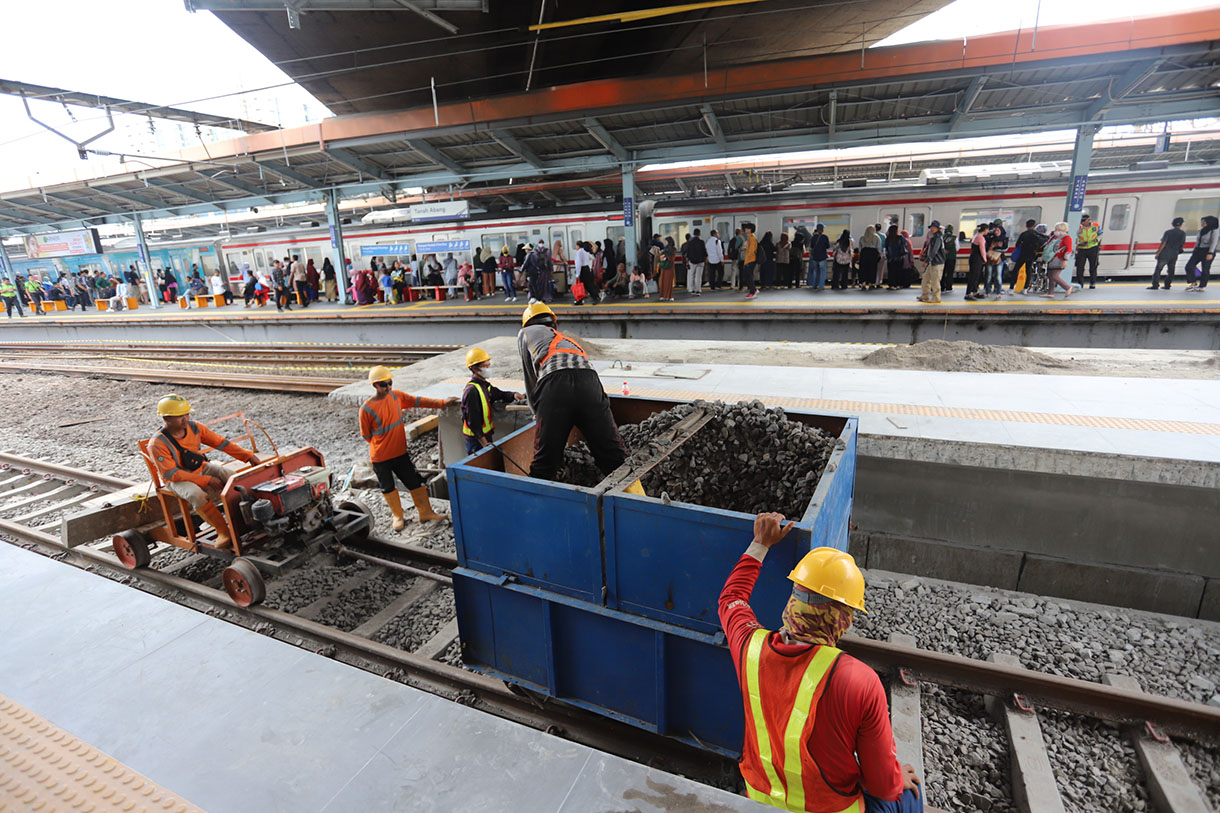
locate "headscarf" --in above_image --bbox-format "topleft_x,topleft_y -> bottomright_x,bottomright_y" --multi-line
779,586 -> 854,648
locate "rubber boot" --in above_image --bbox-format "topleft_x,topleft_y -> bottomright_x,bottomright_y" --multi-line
410,486 -> 448,522
384,490 -> 406,531
198,503 -> 232,549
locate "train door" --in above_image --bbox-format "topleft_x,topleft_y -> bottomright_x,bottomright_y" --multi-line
1102,196 -> 1137,270
879,207 -> 928,239
547,226 -> 568,259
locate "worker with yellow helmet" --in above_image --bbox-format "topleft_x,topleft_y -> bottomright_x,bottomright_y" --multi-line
718,513 -> 921,813
461,346 -> 524,456
360,365 -> 458,531
147,394 -> 261,549
517,302 -> 627,480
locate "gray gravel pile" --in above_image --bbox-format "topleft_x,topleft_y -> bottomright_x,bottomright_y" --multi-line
313,571 -> 415,631
372,585 -> 455,652
172,555 -> 226,583
263,558 -> 372,614
1041,711 -> 1147,811
439,639 -> 465,668
351,487 -> 455,551
1179,742 -> 1220,810
920,685 -> 1015,813
560,400 -> 836,517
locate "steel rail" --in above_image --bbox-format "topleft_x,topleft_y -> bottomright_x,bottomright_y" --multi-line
0,342 -> 458,355
0,451 -> 135,490
0,363 -> 351,393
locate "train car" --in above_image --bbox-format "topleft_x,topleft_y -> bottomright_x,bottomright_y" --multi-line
9,237 -> 225,285
215,164 -> 1220,281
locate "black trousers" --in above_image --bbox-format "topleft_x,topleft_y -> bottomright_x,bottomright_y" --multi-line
2,296 -> 22,317
831,262 -> 850,289
708,262 -> 724,288
966,259 -> 982,296
1185,248 -> 1213,288
294,281 -> 310,307
373,452 -> 425,493
941,260 -> 955,291
1152,254 -> 1179,288
529,368 -> 627,481
1075,245 -> 1099,286
740,261 -> 757,295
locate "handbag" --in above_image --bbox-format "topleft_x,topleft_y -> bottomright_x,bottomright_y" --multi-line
987,250 -> 1002,264
646,278 -> 659,295
570,279 -> 586,301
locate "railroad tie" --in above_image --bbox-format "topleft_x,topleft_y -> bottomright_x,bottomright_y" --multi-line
887,632 -> 925,783
1101,674 -> 1212,813
984,652 -> 1067,813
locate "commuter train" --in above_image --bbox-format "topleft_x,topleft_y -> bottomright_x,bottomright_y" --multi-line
10,165 -> 1219,283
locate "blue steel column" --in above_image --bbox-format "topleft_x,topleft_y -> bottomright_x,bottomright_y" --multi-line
0,238 -> 15,283
326,188 -> 351,304
131,214 -> 160,309
621,165 -> 637,271
1063,125 -> 1097,224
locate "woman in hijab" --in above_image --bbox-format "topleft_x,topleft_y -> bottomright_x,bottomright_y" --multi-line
321,257 -> 338,301
480,247 -> 498,297
758,231 -> 776,289
305,258 -> 320,301
884,225 -> 906,289
831,229 -> 855,290
497,246 -> 517,301
658,236 -> 677,301
514,243 -> 527,268
1185,215 -> 1218,292
939,224 -> 957,293
857,225 -> 883,289
1041,222 -> 1075,299
241,263 -> 256,307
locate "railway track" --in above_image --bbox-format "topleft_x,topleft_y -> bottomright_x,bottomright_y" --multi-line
1,451 -> 1217,809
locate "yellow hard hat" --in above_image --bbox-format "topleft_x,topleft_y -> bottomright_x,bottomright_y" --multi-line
368,365 -> 394,384
521,302 -> 555,327
157,394 -> 191,416
465,346 -> 491,368
788,547 -> 867,613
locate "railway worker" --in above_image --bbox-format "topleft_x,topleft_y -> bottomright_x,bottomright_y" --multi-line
149,394 -> 261,549
462,347 -> 524,455
1074,213 -> 1102,289
1149,217 -> 1187,290
361,366 -> 457,530
518,303 -> 627,481
719,513 -> 922,813
1,276 -> 24,318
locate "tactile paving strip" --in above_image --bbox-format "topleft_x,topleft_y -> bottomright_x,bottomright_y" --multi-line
0,694 -> 202,813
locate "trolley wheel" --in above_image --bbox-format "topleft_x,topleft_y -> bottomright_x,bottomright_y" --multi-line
222,558 -> 266,607
336,498 -> 374,541
112,529 -> 151,570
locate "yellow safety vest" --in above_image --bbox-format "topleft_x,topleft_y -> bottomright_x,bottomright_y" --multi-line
461,380 -> 493,438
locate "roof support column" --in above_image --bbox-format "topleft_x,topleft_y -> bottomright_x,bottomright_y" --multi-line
0,239 -> 15,283
1063,125 -> 1097,225
325,189 -> 351,305
131,214 -> 161,310
621,164 -> 637,272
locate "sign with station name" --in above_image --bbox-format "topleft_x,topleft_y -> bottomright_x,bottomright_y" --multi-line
360,243 -> 413,256
23,228 -> 102,259
416,240 -> 471,254
409,201 -> 470,222
623,197 -> 634,228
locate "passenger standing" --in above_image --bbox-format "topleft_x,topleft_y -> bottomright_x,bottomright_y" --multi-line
741,224 -> 759,299
497,247 -> 517,301
857,225 -> 883,289
443,253 -> 460,297
289,255 -> 309,308
155,270 -> 168,303
23,275 -> 44,315
461,347 -> 524,455
73,274 -> 93,310
759,232 -> 777,289
807,224 -> 830,291
322,258 -> 338,301
272,260 -> 293,311
481,247 -> 498,298
524,243 -> 547,304
788,230 -> 805,288
966,225 -> 987,300
551,239 -> 567,292
1185,215 -> 1219,293
983,225 -> 1004,299
164,268 -> 179,303
719,513 -> 920,813
0,276 -> 23,318
1011,220 -> 1045,295
1075,214 -> 1101,289
1042,222 -> 1075,299
831,230 -> 855,290
573,241 -> 593,305
1150,217 -> 1187,290
658,237 -> 677,301
706,228 -> 725,290
774,233 -> 791,287
686,228 -> 707,295
884,226 -> 907,290
306,259 -> 320,301
918,220 -> 946,304
727,228 -> 742,289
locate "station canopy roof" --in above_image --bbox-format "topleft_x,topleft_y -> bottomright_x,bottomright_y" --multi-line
1,9 -> 1217,237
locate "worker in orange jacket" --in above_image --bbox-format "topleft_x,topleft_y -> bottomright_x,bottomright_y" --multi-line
361,365 -> 458,530
148,394 -> 261,549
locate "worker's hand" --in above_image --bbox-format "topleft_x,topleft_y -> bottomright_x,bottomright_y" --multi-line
208,476 -> 224,491
248,455 -> 262,466
752,512 -> 795,549
444,396 -> 459,407
513,392 -> 525,402
901,764 -> 921,799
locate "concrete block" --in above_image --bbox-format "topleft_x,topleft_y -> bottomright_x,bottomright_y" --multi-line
986,653 -> 1066,813
1199,579 -> 1220,623
1103,674 -> 1211,813
887,633 -> 924,782
866,533 -> 1022,591
1017,555 -> 1205,619
848,530 -> 869,563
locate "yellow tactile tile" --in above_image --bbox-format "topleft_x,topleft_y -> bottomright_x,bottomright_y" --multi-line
0,695 -> 202,813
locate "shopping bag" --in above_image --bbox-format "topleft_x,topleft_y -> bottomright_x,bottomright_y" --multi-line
571,280 -> 587,301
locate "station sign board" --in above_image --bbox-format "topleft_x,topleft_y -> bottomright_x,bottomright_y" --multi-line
360,243 -> 413,256
623,197 -> 634,228
1069,175 -> 1089,212
416,240 -> 471,254
409,201 -> 469,222
23,228 -> 102,259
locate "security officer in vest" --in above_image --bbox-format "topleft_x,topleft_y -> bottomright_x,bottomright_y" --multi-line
461,346 -> 524,455
719,513 -> 922,813
0,276 -> 24,318
518,302 -> 627,481
148,394 -> 261,550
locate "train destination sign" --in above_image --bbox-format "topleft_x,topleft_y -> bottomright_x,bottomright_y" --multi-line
360,244 -> 413,256
416,240 -> 471,254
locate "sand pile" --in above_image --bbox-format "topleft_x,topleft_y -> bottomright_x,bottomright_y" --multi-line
862,340 -> 1080,374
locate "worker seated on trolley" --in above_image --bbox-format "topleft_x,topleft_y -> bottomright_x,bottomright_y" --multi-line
461,346 -> 524,456
719,513 -> 923,813
149,394 -> 261,550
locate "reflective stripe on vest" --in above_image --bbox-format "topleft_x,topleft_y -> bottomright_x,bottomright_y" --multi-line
538,330 -> 587,369
742,629 -> 862,813
462,381 -> 493,437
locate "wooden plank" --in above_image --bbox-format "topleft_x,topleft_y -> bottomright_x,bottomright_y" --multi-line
888,633 -> 925,782
985,653 -> 1066,813
406,415 -> 438,440
1103,674 -> 1212,813
59,485 -> 158,548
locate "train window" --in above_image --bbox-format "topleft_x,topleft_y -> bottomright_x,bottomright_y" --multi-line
254,253 -> 265,269
1084,205 -> 1100,223
715,220 -> 731,240
782,215 -> 818,240
907,212 -> 926,238
606,226 -> 624,245
880,213 -> 901,232
657,221 -> 689,245
1108,204 -> 1131,231
958,207 -> 1041,237
482,233 -> 507,255
817,213 -> 851,237
570,229 -> 583,247
1172,197 -> 1220,227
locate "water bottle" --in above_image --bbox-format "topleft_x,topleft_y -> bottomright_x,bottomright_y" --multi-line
621,382 -> 630,396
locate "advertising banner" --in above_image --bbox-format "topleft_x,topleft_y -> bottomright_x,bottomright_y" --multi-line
409,201 -> 469,222
23,229 -> 102,259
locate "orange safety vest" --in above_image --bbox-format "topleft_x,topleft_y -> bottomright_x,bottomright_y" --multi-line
739,629 -> 864,813
538,330 -> 587,368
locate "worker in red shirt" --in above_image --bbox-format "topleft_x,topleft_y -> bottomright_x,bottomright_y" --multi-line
148,394 -> 261,550
360,366 -> 457,530
719,513 -> 922,813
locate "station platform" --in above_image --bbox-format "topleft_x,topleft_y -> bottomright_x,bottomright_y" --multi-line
0,541 -> 761,812
3,283 -> 1218,349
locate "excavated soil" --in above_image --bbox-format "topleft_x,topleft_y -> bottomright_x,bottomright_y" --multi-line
862,340 -> 1082,374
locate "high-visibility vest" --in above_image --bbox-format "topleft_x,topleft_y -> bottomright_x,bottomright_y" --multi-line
462,380 -> 493,438
0,280 -> 15,297
739,628 -> 864,813
538,330 -> 587,368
